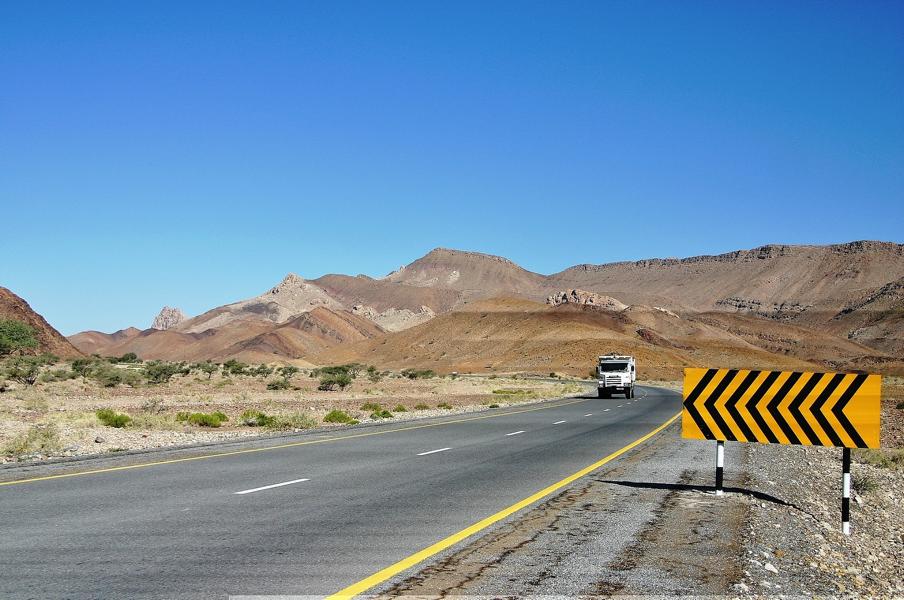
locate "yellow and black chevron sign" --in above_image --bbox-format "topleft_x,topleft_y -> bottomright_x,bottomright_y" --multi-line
682,368 -> 880,448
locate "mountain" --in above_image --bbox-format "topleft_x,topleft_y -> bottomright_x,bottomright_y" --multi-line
0,287 -> 82,358
66,241 -> 904,371
68,327 -> 141,356
316,297 -> 902,380
385,248 -> 548,299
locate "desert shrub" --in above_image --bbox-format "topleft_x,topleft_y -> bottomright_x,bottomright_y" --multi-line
39,367 -> 78,383
96,408 -> 132,428
319,373 -> 352,391
370,409 -> 393,419
3,356 -> 43,385
193,361 -> 218,379
366,365 -> 382,382
108,352 -> 140,364
549,372 -> 557,378
414,403 -> 429,410
239,409 -> 273,427
0,319 -> 38,356
251,364 -> 274,378
88,363 -> 141,388
436,402 -> 453,410
2,424 -> 60,458
393,404 -> 407,412
140,398 -> 165,414
278,365 -> 300,380
360,402 -> 382,411
266,377 -> 292,390
177,411 -> 229,427
896,400 -> 904,410
263,413 -> 317,431
323,409 -> 357,424
855,448 -> 904,469
222,359 -> 248,376
401,369 -> 435,380
143,361 -> 183,384
489,403 -> 500,408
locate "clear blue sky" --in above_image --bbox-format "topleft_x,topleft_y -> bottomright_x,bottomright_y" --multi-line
2,1 -> 902,335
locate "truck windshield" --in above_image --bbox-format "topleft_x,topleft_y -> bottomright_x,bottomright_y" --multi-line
599,362 -> 628,372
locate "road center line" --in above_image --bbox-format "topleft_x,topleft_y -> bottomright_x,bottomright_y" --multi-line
234,478 -> 309,495
417,447 -> 451,456
505,430 -> 525,436
553,420 -> 566,425
604,409 -> 610,412
584,413 -> 593,417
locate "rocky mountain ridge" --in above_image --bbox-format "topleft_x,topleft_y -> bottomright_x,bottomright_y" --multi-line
65,241 -> 904,368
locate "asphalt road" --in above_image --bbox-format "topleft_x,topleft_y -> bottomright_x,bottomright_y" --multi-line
0,385 -> 681,599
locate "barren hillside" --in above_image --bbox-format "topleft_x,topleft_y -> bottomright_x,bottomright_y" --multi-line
0,287 -> 82,358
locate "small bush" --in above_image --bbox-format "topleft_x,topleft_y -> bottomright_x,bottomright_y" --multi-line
141,398 -> 165,414
222,359 -> 248,376
319,373 -> 352,391
414,403 -> 429,410
489,403 -> 500,408
401,369 -> 435,380
278,365 -> 300,379
393,404 -> 407,412
436,402 -> 453,410
264,413 -> 317,431
108,352 -> 140,364
96,408 -> 132,428
239,409 -> 272,427
251,364 -> 274,378
370,409 -> 393,419
896,400 -> 904,410
39,368 -> 78,383
2,424 -> 60,458
549,372 -> 557,378
360,402 -> 382,411
183,411 -> 229,427
324,409 -> 357,424
267,377 -> 292,390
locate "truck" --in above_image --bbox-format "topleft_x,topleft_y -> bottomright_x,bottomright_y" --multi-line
597,354 -> 636,398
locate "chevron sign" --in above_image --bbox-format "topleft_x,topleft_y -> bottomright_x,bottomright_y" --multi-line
682,368 -> 881,449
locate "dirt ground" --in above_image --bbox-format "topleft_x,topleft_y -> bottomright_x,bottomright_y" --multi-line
0,366 -> 585,463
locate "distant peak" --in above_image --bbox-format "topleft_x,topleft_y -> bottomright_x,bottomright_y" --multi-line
151,306 -> 186,330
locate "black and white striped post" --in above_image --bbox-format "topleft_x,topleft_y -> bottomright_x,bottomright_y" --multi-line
715,440 -> 724,496
842,447 -> 851,535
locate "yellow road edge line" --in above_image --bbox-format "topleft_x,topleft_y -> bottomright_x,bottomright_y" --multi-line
0,396 -> 594,487
325,411 -> 681,599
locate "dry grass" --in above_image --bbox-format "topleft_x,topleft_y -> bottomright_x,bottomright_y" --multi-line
0,365 -> 581,462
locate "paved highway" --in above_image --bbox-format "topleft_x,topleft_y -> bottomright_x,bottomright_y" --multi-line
0,386 -> 681,598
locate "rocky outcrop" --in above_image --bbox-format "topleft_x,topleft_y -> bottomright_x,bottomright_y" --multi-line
0,287 -> 82,357
151,306 -> 187,330
546,289 -> 627,311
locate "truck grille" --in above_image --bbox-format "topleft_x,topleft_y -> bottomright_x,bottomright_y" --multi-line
605,375 -> 621,386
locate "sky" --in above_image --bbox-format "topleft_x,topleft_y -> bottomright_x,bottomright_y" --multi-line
2,1 -> 902,335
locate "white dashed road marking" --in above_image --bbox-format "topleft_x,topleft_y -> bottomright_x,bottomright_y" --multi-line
553,420 -> 566,425
505,431 -> 525,436
235,478 -> 310,495
417,447 -> 452,456
584,414 -> 593,417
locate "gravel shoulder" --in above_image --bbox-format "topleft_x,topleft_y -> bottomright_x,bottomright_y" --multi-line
376,385 -> 904,597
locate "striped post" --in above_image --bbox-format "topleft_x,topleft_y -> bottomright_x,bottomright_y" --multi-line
715,441 -> 724,496
842,447 -> 851,535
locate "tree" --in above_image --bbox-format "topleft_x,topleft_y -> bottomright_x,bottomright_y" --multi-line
278,365 -> 299,380
3,356 -> 42,385
0,320 -> 38,356
197,361 -> 218,379
318,372 -> 352,391
143,361 -> 182,384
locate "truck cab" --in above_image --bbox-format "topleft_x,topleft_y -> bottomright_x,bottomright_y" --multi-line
597,354 -> 636,398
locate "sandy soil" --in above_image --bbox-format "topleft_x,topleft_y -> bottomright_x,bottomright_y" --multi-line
0,368 -> 586,463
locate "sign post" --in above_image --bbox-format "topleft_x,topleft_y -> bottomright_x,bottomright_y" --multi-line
681,368 -> 881,533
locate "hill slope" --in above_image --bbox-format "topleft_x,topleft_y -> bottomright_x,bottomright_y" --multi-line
0,287 -> 82,358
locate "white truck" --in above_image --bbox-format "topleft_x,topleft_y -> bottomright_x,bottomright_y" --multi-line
597,354 -> 636,398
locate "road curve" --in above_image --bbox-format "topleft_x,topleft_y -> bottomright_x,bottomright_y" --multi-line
0,385 -> 681,598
